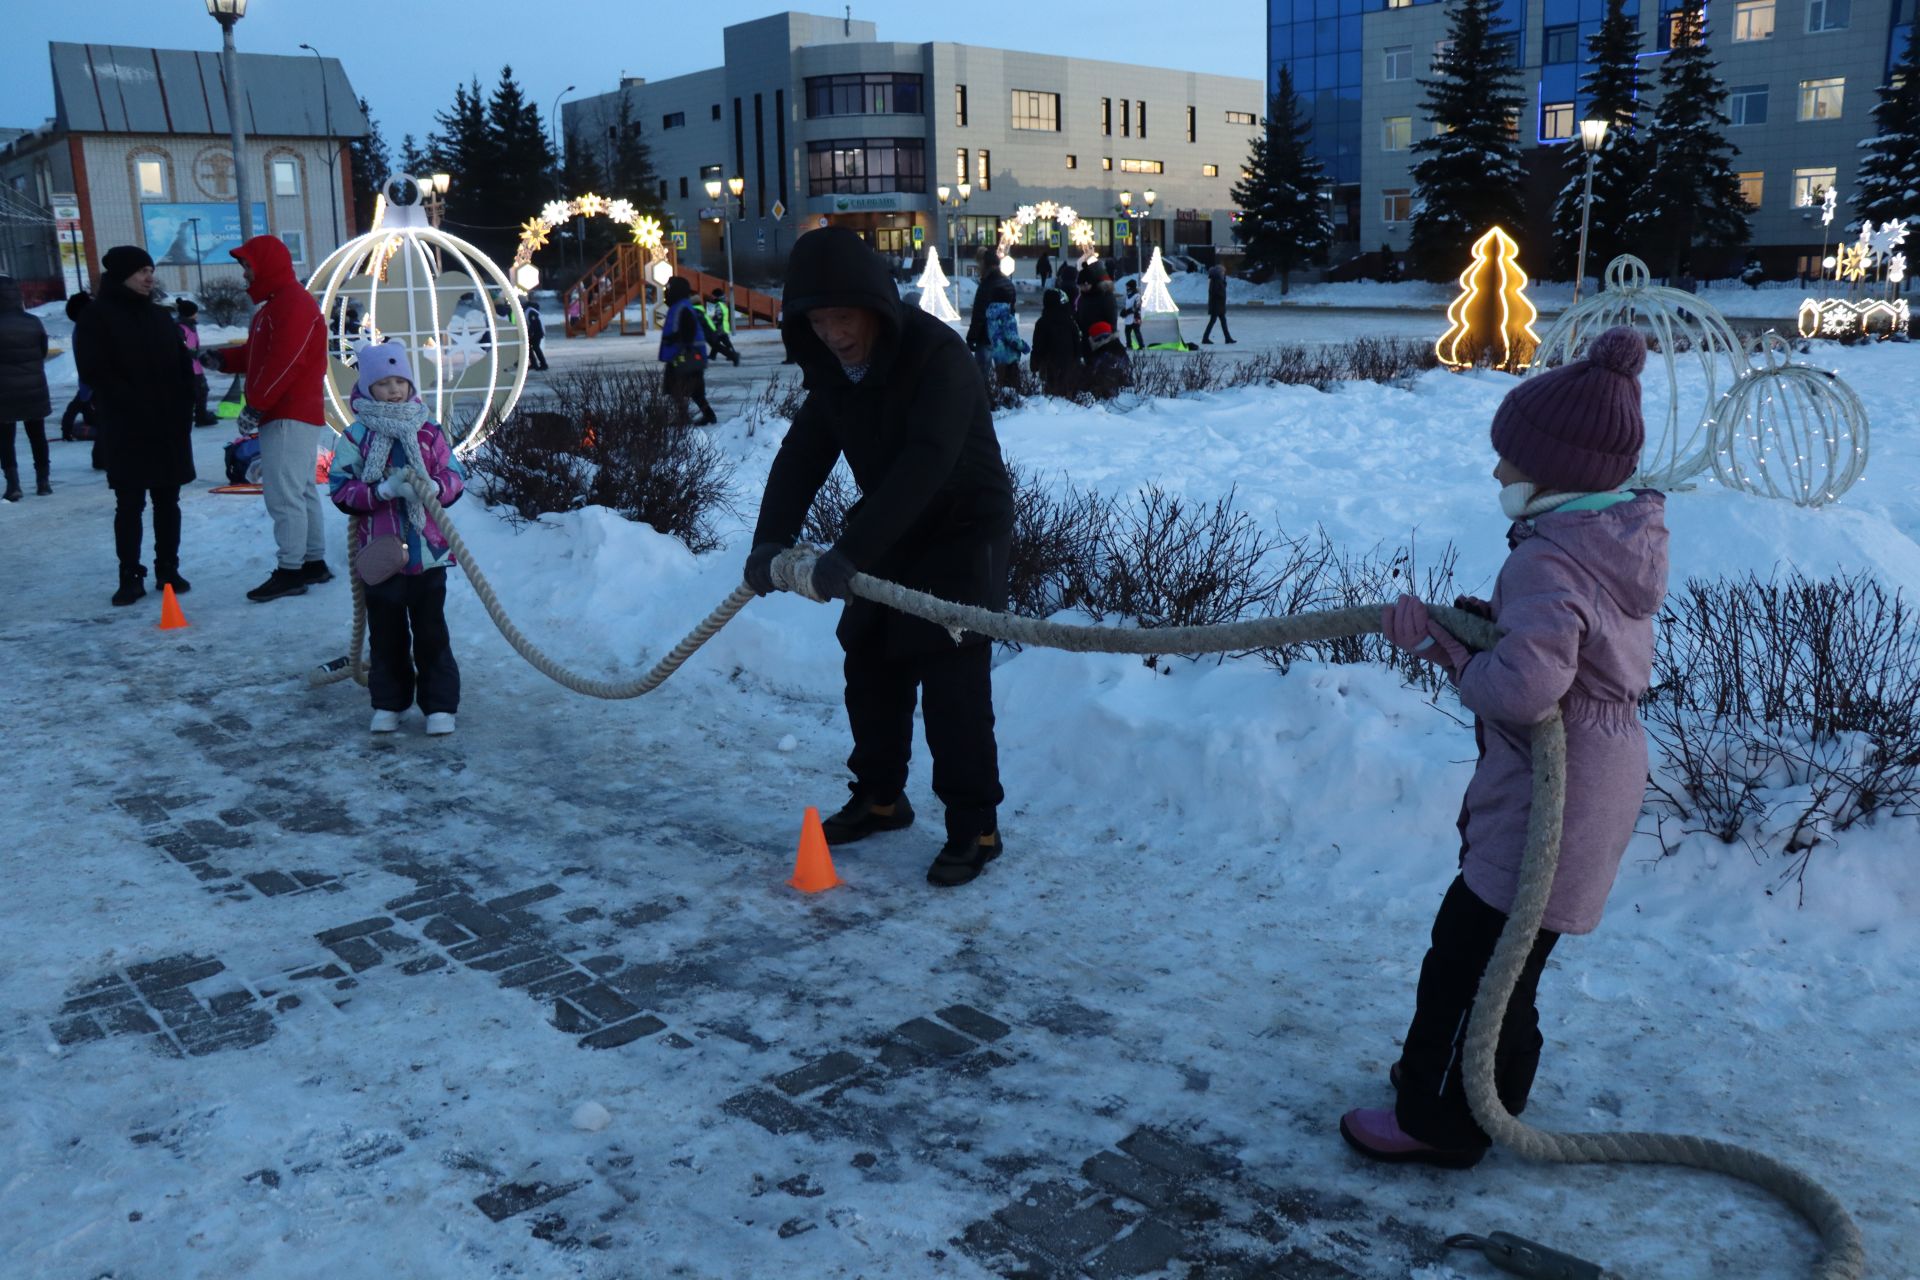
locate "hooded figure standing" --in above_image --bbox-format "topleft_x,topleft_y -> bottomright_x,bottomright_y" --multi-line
742,227 -> 1014,888
0,275 -> 54,500
71,246 -> 196,606
206,235 -> 331,601
659,276 -> 717,425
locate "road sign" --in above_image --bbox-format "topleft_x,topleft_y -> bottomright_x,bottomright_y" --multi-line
910,226 -> 924,248
770,199 -> 786,220
669,231 -> 688,250
1115,220 -> 1133,242
756,226 -> 766,248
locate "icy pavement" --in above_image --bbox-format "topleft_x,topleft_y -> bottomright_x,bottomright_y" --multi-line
4,360 -> 1917,1277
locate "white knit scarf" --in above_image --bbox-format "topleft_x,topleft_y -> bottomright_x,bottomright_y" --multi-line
356,399 -> 431,534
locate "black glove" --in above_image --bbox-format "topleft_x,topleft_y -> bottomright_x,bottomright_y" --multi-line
805,548 -> 856,602
744,542 -> 785,596
1452,595 -> 1495,621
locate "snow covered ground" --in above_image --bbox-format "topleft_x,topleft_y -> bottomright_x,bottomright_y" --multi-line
2,334 -> 1917,1279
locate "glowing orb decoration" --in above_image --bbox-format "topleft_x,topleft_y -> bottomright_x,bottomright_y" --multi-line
1435,227 -> 1539,374
1528,254 -> 1744,488
306,175 -> 527,456
999,201 -> 1099,267
1709,332 -> 1869,508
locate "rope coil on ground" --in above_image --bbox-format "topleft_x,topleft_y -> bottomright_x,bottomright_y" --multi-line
310,484 -> 1863,1280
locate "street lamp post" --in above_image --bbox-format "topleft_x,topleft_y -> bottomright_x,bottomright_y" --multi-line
937,182 -> 970,315
186,217 -> 206,296
727,174 -> 744,325
550,85 -> 576,266
1572,117 -> 1610,306
297,43 -> 340,254
425,172 -> 451,227
205,0 -> 253,240
1117,187 -> 1157,279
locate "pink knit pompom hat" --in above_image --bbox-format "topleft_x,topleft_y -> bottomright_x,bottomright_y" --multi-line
1489,326 -> 1647,490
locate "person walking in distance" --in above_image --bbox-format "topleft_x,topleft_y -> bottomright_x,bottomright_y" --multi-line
203,235 -> 332,601
1201,263 -> 1236,344
0,275 -> 54,500
705,288 -> 742,366
742,228 -> 1014,888
71,247 -> 196,605
524,301 -> 549,372
659,276 -> 717,425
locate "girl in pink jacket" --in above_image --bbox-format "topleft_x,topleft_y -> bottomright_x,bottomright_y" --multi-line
1342,326 -> 1670,1168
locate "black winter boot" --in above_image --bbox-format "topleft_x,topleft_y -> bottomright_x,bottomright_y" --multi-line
156,565 -> 191,594
112,567 -> 147,607
302,559 -> 334,584
35,468 -> 50,496
820,793 -> 915,845
927,829 -> 1003,888
247,568 -> 309,602
2,468 -> 19,502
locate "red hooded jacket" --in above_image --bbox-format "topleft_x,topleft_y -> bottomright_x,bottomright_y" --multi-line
224,235 -> 327,427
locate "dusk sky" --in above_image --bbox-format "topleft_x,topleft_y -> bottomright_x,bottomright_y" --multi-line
5,1 -> 1268,154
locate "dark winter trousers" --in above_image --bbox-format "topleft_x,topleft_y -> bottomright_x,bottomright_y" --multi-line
1395,875 -> 1560,1150
843,641 -> 1004,841
709,331 -> 739,364
528,336 -> 548,371
113,484 -> 182,577
193,374 -> 215,424
365,566 -> 460,714
2,420 -> 50,477
1202,311 -> 1234,342
1124,322 -> 1143,350
665,365 -> 717,425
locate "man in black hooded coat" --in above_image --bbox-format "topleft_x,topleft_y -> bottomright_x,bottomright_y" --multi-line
743,228 -> 1013,888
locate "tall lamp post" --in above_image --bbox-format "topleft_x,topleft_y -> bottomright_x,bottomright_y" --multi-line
424,173 -> 451,227
936,181 -> 971,315
185,217 -> 206,296
297,43 -> 340,254
1118,187 -> 1156,278
727,174 -> 744,322
1572,117 -> 1610,305
550,85 -> 576,266
205,0 -> 253,240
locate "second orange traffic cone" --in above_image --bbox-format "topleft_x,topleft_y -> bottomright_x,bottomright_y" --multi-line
787,806 -> 842,893
157,584 -> 189,631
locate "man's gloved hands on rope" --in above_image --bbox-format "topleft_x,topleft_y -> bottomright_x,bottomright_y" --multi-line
743,542 -> 855,602
1381,593 -> 1471,675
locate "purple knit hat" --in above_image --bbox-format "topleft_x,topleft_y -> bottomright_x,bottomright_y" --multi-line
352,340 -> 419,403
1490,326 -> 1647,491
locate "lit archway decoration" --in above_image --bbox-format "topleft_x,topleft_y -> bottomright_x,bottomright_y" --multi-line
307,175 -> 527,456
510,195 -> 668,284
1436,226 -> 1539,374
997,201 -> 1099,266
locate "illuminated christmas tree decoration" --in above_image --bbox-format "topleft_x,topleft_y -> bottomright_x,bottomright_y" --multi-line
1434,227 -> 1539,374
915,246 -> 960,322
1709,332 -> 1869,507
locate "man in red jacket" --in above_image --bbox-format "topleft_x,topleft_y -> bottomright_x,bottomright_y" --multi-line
208,235 -> 331,601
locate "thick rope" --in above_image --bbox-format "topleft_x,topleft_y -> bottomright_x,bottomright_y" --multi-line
310,495 -> 1863,1279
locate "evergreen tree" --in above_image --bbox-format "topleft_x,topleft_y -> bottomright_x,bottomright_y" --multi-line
1408,0 -> 1527,281
607,92 -> 666,218
1627,2 -> 1749,279
1853,23 -> 1920,233
1547,0 -> 1648,279
347,98 -> 389,233
486,67 -> 555,240
556,134 -> 614,276
1228,68 -> 1332,295
426,78 -> 496,247
398,133 -> 430,179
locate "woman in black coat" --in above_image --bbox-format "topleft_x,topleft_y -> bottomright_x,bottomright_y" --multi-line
0,275 -> 53,500
72,246 -> 196,606
1028,286 -> 1082,396
965,247 -> 1018,374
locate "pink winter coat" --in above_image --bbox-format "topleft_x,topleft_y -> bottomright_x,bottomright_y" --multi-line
1453,492 -> 1669,935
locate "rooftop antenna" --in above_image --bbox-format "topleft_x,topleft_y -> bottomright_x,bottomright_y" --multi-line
845,6 -> 851,35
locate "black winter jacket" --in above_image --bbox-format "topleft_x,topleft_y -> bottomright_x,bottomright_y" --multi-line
1207,269 -> 1228,316
72,279 -> 195,489
966,270 -> 1017,349
755,227 -> 1013,656
1029,288 -> 1082,384
0,277 -> 52,422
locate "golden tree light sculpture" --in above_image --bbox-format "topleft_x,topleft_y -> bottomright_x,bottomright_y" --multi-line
1435,227 -> 1540,374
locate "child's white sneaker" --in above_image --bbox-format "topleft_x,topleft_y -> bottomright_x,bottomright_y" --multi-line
425,712 -> 457,736
370,709 -> 402,733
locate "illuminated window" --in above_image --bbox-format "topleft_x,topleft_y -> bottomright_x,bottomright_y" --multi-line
1541,101 -> 1574,140
1382,188 -> 1412,222
1382,116 -> 1411,151
1010,89 -> 1060,131
977,150 -> 991,190
1793,166 -> 1837,208
136,159 -> 166,198
955,148 -> 968,184
1799,77 -> 1844,120
1225,110 -> 1256,125
1737,171 -> 1764,208
1384,45 -> 1413,81
1119,158 -> 1163,173
1733,0 -> 1775,39
1202,163 -> 1219,177
1387,0 -> 1413,9
272,158 -> 298,196
1806,0 -> 1849,31
1101,156 -> 1113,171
1730,84 -> 1769,125
1066,154 -> 1078,169
1137,101 -> 1146,138
955,84 -> 967,126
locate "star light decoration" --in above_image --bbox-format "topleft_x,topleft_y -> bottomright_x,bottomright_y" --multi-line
1797,211 -> 1913,339
997,200 -> 1099,268
512,197 -> 671,288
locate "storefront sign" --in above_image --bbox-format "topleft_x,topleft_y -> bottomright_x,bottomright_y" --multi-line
825,193 -> 913,213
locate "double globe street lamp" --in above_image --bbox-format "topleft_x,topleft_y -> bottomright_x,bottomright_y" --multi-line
704,174 -> 745,328
1118,188 -> 1156,278
204,0 -> 253,239
937,182 -> 971,315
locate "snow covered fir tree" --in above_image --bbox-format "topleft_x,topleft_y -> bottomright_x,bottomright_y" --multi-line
1407,0 -> 1527,281
1547,0 -> 1647,280
1228,67 -> 1332,295
1626,1 -> 1749,280
1854,23 -> 1920,232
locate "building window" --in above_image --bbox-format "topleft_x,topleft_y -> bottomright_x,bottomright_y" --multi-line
1733,0 -> 1775,39
663,111 -> 686,129
1187,105 -> 1197,142
1175,215 -> 1211,245
1202,163 -> 1219,177
1432,39 -> 1454,70
1119,158 -> 1163,173
1120,99 -> 1131,137
278,229 -> 305,264
1799,77 -> 1845,120
1737,171 -> 1765,207
804,73 -> 924,117
1225,110 -> 1257,125
1806,0 -> 1850,30
712,103 -> 721,120
1102,97 -> 1112,135
1793,166 -> 1838,208
271,157 -> 299,196
955,84 -> 968,126
1137,101 -> 1147,138
659,179 -> 668,201
1101,156 -> 1113,171
1541,101 -> 1574,139
1543,24 -> 1579,63
1382,188 -> 1412,222
678,176 -> 688,198
1730,84 -> 1769,125
977,150 -> 991,190
1384,45 -> 1413,81
1382,116 -> 1412,150
956,148 -> 968,184
954,214 -> 1000,246
805,138 -> 927,195
1010,89 -> 1060,131
1387,0 -> 1412,8
1066,154 -> 1078,169
136,159 -> 166,199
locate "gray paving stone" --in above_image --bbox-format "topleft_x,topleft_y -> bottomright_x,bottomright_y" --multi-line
935,1004 -> 1012,1042
1044,1198 -> 1133,1258
292,871 -> 338,888
496,956 -> 576,990
97,1004 -> 161,1036
51,1015 -> 104,1046
384,884 -> 464,912
896,1017 -> 976,1057
369,929 -> 420,954
178,1009 -> 275,1056
315,917 -> 394,946
182,819 -> 250,849
396,896 -> 464,922
447,935 -> 514,962
398,955 -> 449,976
206,990 -> 256,1017
1082,1151 -> 1178,1209
721,1088 -> 823,1137
570,984 -> 640,1024
445,903 -> 512,937
523,969 -> 594,999
465,944 -> 548,973
60,977 -> 140,1014
550,999 -> 598,1034
994,1179 -> 1085,1236
326,938 -> 384,972
243,870 -> 302,896
486,884 -> 563,912
421,916 -> 469,946
1088,1217 -> 1187,1277
578,1015 -> 666,1049
288,963 -> 347,982
774,1051 -> 866,1096
1118,1127 -> 1238,1180
472,1179 -> 586,1223
128,956 -> 224,994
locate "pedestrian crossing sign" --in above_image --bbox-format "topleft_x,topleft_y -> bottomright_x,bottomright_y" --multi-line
669,231 -> 688,250
1115,220 -> 1132,242
911,227 -> 924,247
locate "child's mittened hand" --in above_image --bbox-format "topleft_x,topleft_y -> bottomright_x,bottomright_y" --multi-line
1381,594 -> 1470,673
376,474 -> 412,500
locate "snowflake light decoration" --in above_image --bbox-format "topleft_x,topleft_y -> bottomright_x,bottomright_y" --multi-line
997,200 -> 1098,265
631,215 -> 664,250
540,200 -> 574,227
1821,186 -> 1838,226
606,199 -> 638,225
575,192 -> 607,218
513,197 -> 670,287
1869,220 -> 1909,259
519,218 -> 551,252
1891,253 -> 1908,285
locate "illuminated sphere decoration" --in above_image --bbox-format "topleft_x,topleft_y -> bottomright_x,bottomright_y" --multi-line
1528,254 -> 1744,489
307,175 -> 527,456
1709,332 -> 1870,508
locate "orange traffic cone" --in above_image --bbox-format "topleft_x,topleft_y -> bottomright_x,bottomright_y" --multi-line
157,583 -> 190,631
787,806 -> 842,893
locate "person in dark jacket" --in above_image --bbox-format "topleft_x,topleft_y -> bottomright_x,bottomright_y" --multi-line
0,275 -> 54,500
742,227 -> 1015,888
1202,263 -> 1236,344
72,246 -> 196,606
1028,286 -> 1082,397
1034,251 -> 1053,288
965,247 -> 1020,383
1054,261 -> 1079,298
60,290 -> 99,449
658,276 -> 716,425
524,302 -> 548,371
1074,263 -> 1121,357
